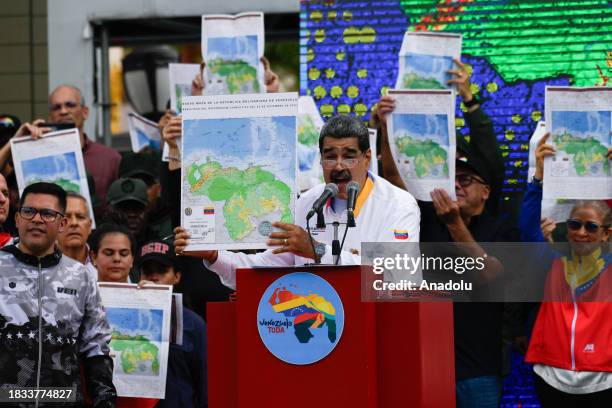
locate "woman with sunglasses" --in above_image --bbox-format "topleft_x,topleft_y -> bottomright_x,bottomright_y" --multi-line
519,133 -> 612,406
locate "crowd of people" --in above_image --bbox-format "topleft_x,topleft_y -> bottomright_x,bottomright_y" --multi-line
0,53 -> 610,408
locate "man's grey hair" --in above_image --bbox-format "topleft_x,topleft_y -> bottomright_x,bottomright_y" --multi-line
66,191 -> 91,218
48,84 -> 86,108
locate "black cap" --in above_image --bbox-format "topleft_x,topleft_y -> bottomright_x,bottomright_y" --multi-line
455,136 -> 491,184
456,154 -> 491,185
136,240 -> 177,270
118,152 -> 160,181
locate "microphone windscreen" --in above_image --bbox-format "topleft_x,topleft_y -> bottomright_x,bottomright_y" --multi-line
347,181 -> 360,192
325,183 -> 339,197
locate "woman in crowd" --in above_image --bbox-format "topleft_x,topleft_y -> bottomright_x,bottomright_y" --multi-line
90,223 -> 136,283
519,134 -> 612,406
90,223 -> 158,408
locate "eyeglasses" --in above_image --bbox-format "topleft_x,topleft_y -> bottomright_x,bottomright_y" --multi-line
19,207 -> 64,222
49,101 -> 80,112
456,174 -> 486,187
566,218 -> 608,234
321,156 -> 361,169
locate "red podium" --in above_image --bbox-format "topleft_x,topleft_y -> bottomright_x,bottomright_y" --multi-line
207,265 -> 455,408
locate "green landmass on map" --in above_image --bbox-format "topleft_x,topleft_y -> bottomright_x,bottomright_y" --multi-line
553,131 -> 610,176
298,115 -> 319,146
395,135 -> 448,177
187,159 -> 292,240
208,58 -> 260,94
110,330 -> 160,375
30,178 -> 80,193
402,72 -> 446,89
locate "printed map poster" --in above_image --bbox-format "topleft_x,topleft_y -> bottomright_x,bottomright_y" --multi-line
386,89 -> 456,201
395,32 -> 462,90
169,63 -> 201,113
128,112 -> 162,153
11,128 -> 96,225
528,121 -> 576,222
98,283 -> 172,399
544,87 -> 612,200
201,12 -> 265,95
181,93 -> 298,252
298,96 -> 324,191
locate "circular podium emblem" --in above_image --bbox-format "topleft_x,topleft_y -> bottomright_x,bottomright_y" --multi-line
257,272 -> 345,365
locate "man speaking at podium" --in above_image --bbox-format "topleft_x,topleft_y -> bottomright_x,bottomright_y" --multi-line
174,115 -> 420,289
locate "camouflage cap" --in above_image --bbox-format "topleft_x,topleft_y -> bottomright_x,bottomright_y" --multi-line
106,178 -> 148,206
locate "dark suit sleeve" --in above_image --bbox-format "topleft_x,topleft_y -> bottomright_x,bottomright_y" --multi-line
82,355 -> 116,408
464,107 -> 505,214
160,166 -> 182,229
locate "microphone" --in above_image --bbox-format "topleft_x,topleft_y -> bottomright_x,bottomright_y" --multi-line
306,183 -> 339,220
346,181 -> 359,228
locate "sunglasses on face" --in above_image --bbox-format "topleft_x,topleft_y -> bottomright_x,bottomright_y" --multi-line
455,174 -> 486,187
19,206 -> 64,222
566,218 -> 608,233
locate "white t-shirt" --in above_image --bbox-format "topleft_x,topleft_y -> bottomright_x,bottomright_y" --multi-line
534,364 -> 612,394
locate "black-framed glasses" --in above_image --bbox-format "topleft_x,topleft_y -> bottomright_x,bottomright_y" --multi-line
566,218 -> 608,234
456,174 -> 486,187
19,207 -> 64,222
49,101 -> 80,112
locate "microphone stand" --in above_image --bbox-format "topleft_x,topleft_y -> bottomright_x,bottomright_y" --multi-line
335,211 -> 356,266
332,221 -> 341,265
306,209 -> 326,266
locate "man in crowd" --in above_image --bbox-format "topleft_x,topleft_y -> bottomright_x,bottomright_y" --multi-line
57,191 -> 96,278
0,182 -> 115,406
119,152 -> 173,239
375,60 -> 518,408
137,240 -> 207,407
174,114 -> 421,289
105,178 -> 149,240
48,85 -> 121,201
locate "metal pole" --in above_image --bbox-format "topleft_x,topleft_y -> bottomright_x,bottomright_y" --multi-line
100,25 -> 112,147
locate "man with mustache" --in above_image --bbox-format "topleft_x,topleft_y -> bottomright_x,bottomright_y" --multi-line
174,114 -> 421,290
58,191 -> 97,279
0,182 -> 116,406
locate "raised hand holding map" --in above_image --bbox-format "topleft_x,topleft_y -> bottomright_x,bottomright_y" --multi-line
201,12 -> 265,95
386,89 -> 456,201
11,128 -> 96,225
544,87 -> 612,200
395,31 -> 462,90
181,93 -> 297,252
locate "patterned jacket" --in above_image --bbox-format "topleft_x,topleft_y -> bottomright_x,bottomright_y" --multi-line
0,245 -> 116,407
